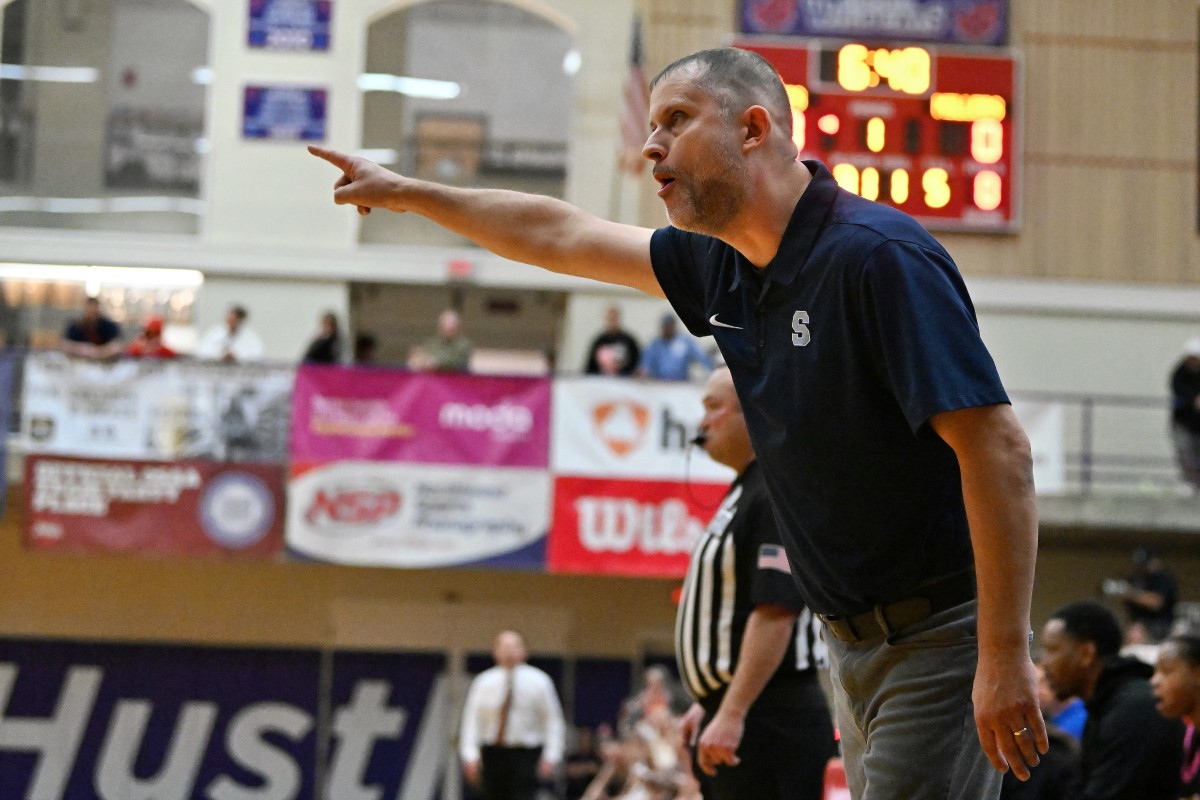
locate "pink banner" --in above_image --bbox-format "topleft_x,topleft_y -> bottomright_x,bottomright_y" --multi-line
290,366 -> 551,467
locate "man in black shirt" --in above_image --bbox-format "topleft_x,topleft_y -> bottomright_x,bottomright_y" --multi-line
62,297 -> 122,360
583,306 -> 640,376
1040,600 -> 1183,800
676,367 -> 835,800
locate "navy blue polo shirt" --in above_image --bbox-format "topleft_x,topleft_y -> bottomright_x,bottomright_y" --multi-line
650,160 -> 1009,616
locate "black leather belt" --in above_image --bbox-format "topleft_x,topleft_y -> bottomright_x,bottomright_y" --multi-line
818,570 -> 976,643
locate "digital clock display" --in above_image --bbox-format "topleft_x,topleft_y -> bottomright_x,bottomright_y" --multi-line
734,38 -> 1020,232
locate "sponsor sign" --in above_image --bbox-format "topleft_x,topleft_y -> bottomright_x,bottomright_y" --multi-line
0,637 -> 445,800
20,353 -> 294,463
292,366 -> 550,467
248,0 -> 333,50
243,85 -> 327,141
548,476 -> 729,578
739,0 -> 1008,46
1012,400 -> 1065,494
551,377 -> 735,481
549,378 -> 733,577
287,461 -> 550,568
24,455 -> 285,556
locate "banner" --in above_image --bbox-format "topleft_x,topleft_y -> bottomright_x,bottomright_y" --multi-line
0,638 -> 446,800
1012,400 -> 1065,494
248,0 -> 332,50
287,367 -> 552,568
0,354 -> 13,514
291,366 -> 550,467
739,0 -> 1008,46
21,353 -> 294,463
548,378 -> 733,577
24,455 -> 285,556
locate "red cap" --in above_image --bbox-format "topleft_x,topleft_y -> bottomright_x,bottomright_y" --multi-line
144,316 -> 164,335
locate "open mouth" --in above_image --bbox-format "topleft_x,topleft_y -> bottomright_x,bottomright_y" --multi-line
655,176 -> 675,196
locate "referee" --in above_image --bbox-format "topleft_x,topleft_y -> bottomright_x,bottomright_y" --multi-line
677,367 -> 836,800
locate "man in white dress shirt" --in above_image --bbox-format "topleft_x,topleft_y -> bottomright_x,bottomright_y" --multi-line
195,304 -> 265,362
460,630 -> 565,800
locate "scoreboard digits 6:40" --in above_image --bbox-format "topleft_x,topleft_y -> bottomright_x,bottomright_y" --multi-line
734,37 -> 1020,232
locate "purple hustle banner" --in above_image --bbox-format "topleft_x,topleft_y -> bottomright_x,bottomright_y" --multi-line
0,638 -> 446,800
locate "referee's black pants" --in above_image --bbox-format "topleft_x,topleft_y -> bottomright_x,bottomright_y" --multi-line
479,744 -> 542,800
693,674 -> 835,800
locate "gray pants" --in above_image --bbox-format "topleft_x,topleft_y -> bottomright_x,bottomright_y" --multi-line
825,600 -> 1002,800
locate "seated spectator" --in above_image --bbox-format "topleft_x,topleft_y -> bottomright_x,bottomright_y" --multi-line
302,311 -> 341,364
1171,338 -> 1200,492
616,666 -> 690,741
585,306 -> 641,376
641,315 -> 712,381
1040,599 -> 1184,800
125,316 -> 177,359
195,305 -> 264,362
353,332 -> 378,365
1105,546 -> 1179,644
408,309 -> 472,372
1151,634 -> 1200,800
564,726 -> 604,800
61,296 -> 122,360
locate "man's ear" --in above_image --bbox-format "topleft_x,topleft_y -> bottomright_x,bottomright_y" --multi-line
1080,640 -> 1099,668
741,105 -> 772,152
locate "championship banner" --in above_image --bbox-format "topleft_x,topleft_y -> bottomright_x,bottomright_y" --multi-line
0,637 -> 447,800
739,0 -> 1008,46
287,367 -> 552,569
24,455 -> 285,556
20,353 -> 294,463
548,378 -> 734,577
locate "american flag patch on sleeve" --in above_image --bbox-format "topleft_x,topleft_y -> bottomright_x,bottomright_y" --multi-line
757,544 -> 791,575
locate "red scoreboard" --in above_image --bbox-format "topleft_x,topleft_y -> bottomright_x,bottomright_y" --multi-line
734,38 -> 1020,232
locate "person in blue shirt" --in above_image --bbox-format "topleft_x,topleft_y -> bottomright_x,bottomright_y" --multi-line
641,314 -> 712,381
310,45 -> 1044,800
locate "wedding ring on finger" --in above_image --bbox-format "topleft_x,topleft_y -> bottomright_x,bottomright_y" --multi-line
1012,727 -> 1032,738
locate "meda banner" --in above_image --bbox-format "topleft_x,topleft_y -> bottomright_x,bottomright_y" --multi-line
739,0 -> 1008,46
20,353 -> 294,463
547,476 -> 729,578
248,0 -> 332,50
552,377 -> 735,482
287,460 -> 550,569
24,455 -> 284,556
0,637 -> 447,800
291,366 -> 550,467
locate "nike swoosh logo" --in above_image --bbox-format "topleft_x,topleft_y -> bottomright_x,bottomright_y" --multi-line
709,314 -> 743,330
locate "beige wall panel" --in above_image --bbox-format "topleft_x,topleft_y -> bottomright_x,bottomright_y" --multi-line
1019,0 -> 1198,43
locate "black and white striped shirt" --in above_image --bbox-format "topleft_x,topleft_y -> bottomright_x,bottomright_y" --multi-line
675,461 -> 826,701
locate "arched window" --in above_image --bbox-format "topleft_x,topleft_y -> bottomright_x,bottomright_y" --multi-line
0,0 -> 209,233
359,0 -> 575,245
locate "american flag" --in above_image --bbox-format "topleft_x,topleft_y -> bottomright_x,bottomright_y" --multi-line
617,16 -> 650,174
757,544 -> 792,575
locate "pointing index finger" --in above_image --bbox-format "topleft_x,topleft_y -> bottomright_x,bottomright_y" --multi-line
307,145 -> 353,170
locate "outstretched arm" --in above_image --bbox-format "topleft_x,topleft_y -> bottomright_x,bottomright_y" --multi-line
309,146 -> 664,297
930,403 -> 1047,782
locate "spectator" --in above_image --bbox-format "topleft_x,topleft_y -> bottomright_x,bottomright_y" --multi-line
616,666 -> 690,740
563,727 -> 604,800
641,315 -> 712,381
1171,338 -> 1200,492
353,332 -> 378,365
1105,546 -> 1180,644
61,296 -> 122,359
195,305 -> 264,362
302,311 -> 341,364
1040,599 -> 1184,800
1039,661 -> 1087,741
126,316 -> 177,359
409,309 -> 472,372
1151,634 -> 1200,800
585,306 -> 641,376
460,630 -> 565,800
